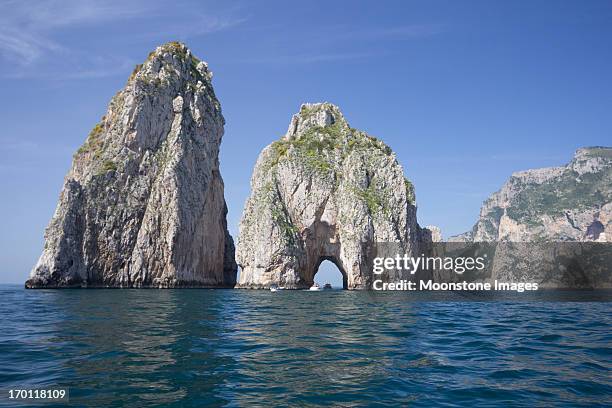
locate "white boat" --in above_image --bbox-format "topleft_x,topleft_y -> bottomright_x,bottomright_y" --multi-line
309,283 -> 321,291
270,287 -> 277,292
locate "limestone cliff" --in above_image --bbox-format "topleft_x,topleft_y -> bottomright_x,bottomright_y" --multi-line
26,42 -> 237,288
453,147 -> 612,242
236,103 -> 422,289
444,147 -> 612,289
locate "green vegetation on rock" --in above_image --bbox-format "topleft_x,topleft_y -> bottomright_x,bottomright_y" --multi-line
259,181 -> 299,245
351,184 -> 388,215
404,177 -> 415,205
271,205 -> 299,245
481,206 -> 508,233
506,169 -> 611,223
260,105 -> 417,222
266,122 -> 393,178
76,123 -> 105,159
99,160 -> 117,173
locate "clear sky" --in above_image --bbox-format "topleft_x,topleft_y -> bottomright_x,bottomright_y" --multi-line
0,0 -> 611,284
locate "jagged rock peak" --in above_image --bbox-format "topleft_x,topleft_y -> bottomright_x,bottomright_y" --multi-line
571,146 -> 612,174
574,146 -> 612,159
236,103 -> 422,289
132,41 -> 214,83
26,42 -> 236,288
285,103 -> 350,139
422,225 -> 443,242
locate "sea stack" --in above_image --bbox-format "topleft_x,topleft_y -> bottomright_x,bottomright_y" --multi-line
236,103 -> 425,289
26,42 -> 237,288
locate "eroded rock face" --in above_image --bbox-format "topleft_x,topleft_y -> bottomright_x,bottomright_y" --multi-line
446,147 -> 612,289
236,103 -> 421,289
26,42 -> 237,288
453,147 -> 612,242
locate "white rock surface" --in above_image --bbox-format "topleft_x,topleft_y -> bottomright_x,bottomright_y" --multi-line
236,103 -> 422,289
26,42 -> 236,288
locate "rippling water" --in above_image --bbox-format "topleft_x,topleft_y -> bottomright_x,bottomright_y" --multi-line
0,285 -> 610,407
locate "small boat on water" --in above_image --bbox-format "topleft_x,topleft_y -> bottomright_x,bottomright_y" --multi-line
309,283 -> 321,291
323,283 -> 332,290
270,285 -> 285,292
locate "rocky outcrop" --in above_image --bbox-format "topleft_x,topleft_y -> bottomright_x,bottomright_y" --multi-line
236,103 -> 422,289
26,42 -> 237,288
421,225 -> 443,243
453,147 -> 612,242
447,147 -> 612,288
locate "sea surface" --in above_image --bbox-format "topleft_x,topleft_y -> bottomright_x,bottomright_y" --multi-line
0,285 -> 610,407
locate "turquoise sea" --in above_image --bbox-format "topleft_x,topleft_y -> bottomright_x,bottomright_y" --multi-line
0,285 -> 610,407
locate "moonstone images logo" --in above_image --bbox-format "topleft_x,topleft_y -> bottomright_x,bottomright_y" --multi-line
369,242 -> 612,293
372,279 -> 540,292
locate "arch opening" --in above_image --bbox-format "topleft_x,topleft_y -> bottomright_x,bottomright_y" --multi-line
313,258 -> 347,289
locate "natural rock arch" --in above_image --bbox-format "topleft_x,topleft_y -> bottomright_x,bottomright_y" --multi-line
236,103 -> 424,289
312,258 -> 348,289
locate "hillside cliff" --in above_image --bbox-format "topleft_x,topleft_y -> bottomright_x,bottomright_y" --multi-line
445,147 -> 612,288
453,147 -> 611,242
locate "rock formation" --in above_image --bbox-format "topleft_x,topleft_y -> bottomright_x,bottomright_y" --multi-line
236,103 -> 423,289
452,147 -> 611,242
445,147 -> 612,288
26,42 -> 237,288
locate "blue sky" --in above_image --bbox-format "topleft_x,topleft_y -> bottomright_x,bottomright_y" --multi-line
0,0 -> 611,284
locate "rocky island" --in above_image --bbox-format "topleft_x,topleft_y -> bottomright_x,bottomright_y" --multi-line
236,103 -> 430,289
26,42 -> 237,288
